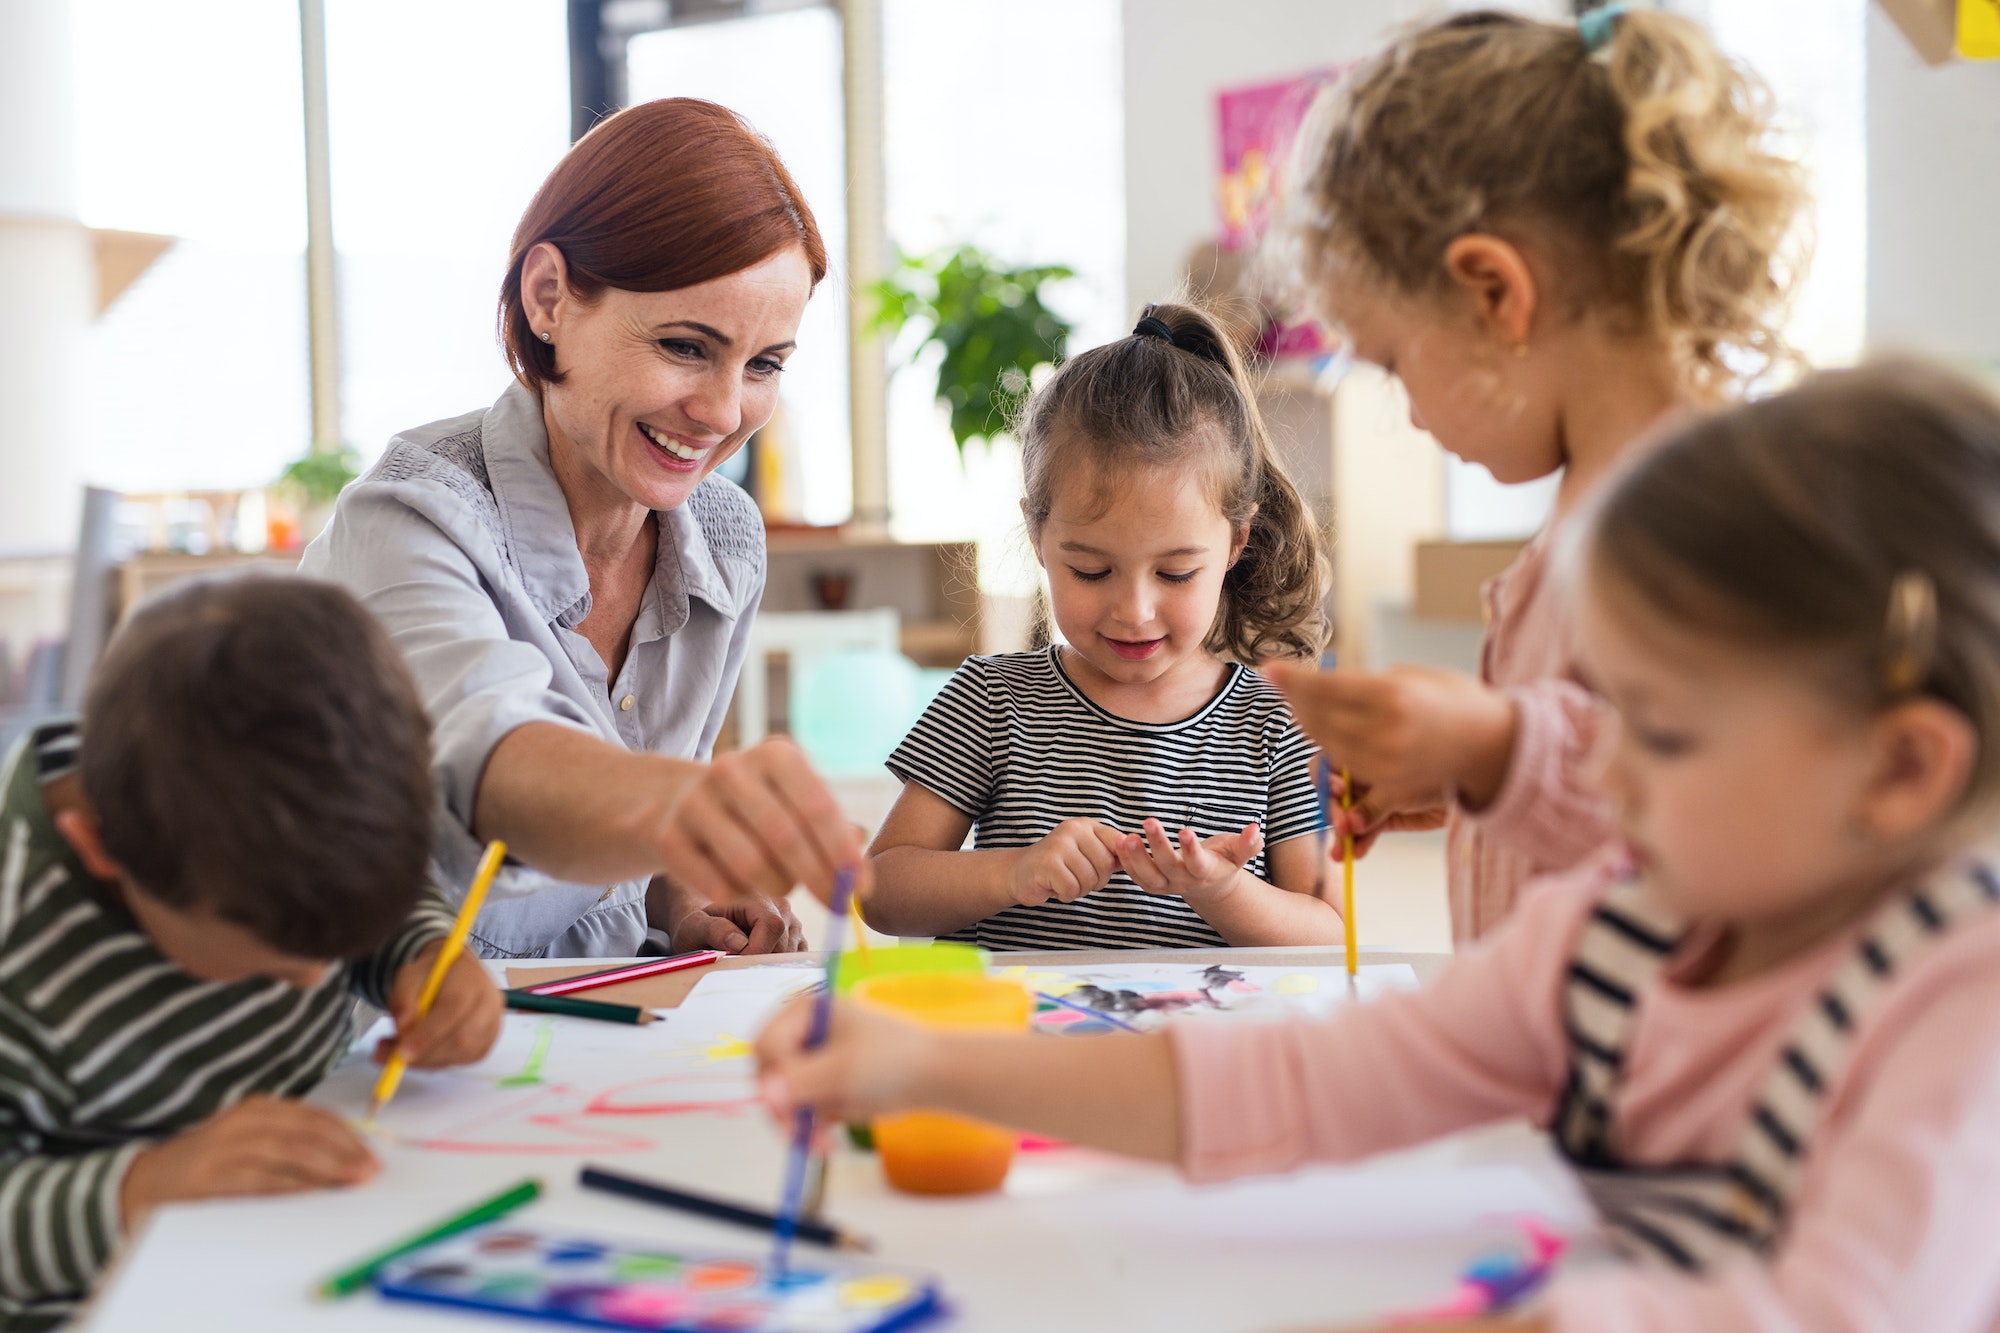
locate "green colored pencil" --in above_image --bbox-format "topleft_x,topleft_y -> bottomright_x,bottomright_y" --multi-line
504,989 -> 654,1025
315,1177 -> 543,1299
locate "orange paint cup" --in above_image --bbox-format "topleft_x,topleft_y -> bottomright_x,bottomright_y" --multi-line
850,973 -> 1032,1195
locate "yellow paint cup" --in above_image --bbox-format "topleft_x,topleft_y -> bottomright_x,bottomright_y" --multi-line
851,973 -> 1031,1195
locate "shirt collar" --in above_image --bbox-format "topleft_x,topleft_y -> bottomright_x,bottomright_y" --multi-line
483,382 -> 742,628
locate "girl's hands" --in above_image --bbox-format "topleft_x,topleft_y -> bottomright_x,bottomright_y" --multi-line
753,994 -> 935,1125
1117,818 -> 1263,906
1009,819 -> 1126,907
1268,663 -> 1517,840
658,736 -> 867,908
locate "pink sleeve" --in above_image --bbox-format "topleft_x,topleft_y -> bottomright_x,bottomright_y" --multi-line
1545,927 -> 2000,1333
1170,865 -> 1603,1183
1465,678 -> 1616,873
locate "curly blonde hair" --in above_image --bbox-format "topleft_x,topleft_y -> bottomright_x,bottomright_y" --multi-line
1018,302 -> 1332,664
1278,9 -> 1808,401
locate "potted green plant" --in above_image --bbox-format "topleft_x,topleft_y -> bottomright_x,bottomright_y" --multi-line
271,444 -> 360,549
867,244 -> 1075,457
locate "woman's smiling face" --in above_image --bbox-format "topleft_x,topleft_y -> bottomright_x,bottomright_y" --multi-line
524,243 -> 814,513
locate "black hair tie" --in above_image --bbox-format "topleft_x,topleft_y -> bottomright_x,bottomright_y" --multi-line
1133,315 -> 1175,343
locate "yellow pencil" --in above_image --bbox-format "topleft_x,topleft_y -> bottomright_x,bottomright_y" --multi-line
1340,768 -> 1357,978
847,893 -> 872,966
370,839 -> 507,1117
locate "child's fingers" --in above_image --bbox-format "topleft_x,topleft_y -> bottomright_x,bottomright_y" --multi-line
753,995 -> 814,1069
233,1101 -> 377,1184
1141,819 -> 1184,872
1117,835 -> 1170,892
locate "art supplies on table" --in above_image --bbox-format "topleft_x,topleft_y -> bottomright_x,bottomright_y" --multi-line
523,952 -> 726,998
1391,1218 -> 1567,1323
1000,961 -> 1419,1035
506,990 -> 656,1025
579,1165 -> 873,1252
317,1178 -> 543,1299
773,867 -> 857,1275
372,1222 -> 943,1333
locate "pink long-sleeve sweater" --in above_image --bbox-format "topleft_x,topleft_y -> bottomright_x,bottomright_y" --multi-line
1446,529 -> 1617,943
1171,854 -> 2000,1332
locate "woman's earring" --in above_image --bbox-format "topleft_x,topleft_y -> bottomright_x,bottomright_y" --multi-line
540,331 -> 553,343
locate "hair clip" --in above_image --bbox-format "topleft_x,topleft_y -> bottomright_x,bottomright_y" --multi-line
1882,569 -> 1939,698
1578,3 -> 1629,55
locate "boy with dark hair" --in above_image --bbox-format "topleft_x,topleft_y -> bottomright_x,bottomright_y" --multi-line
0,577 -> 502,1328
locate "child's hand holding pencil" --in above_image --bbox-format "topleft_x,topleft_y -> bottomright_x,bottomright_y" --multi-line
378,942 -> 505,1069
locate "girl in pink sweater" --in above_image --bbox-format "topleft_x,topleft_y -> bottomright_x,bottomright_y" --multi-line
759,362 -> 2000,1331
1263,7 -> 1809,941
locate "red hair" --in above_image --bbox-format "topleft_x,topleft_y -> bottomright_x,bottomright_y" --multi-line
498,98 -> 828,393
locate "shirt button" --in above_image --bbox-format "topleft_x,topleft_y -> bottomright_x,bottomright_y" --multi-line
619,694 -> 636,712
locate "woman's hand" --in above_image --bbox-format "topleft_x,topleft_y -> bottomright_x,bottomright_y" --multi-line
650,877 -> 806,953
1116,819 -> 1263,907
1268,663 -> 1517,838
754,994 -> 936,1125
1009,819 -> 1126,907
657,736 -> 866,907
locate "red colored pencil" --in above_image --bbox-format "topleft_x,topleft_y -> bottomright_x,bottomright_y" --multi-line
522,950 -> 725,997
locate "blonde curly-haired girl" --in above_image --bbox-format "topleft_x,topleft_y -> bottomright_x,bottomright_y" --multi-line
1265,6 -> 1809,942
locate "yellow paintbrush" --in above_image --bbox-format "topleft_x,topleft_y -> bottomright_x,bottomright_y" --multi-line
370,839 -> 506,1118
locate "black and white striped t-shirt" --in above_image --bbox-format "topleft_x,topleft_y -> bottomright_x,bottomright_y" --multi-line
886,647 -> 1323,951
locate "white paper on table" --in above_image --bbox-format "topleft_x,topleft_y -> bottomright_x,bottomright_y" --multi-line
996,961 -> 1419,1031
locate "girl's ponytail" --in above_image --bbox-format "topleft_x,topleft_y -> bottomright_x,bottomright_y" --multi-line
1598,10 -> 1808,399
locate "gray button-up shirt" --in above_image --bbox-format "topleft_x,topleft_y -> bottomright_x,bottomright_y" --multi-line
300,383 -> 766,958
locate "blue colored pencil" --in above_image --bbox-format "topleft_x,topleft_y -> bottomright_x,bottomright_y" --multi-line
1034,988 -> 1143,1034
1312,757 -> 1335,903
771,867 -> 856,1279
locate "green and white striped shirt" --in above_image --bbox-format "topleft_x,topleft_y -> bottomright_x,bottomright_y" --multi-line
0,722 -> 454,1328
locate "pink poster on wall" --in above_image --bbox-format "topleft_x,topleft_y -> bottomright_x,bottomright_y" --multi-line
1215,69 -> 1342,361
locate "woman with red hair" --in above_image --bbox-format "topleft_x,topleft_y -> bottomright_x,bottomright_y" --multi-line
304,99 -> 857,959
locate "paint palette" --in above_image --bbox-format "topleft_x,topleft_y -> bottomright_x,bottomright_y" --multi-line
374,1224 -> 942,1332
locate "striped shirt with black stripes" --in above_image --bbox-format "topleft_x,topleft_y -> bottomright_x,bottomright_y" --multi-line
885,646 -> 1323,951
0,723 -> 456,1328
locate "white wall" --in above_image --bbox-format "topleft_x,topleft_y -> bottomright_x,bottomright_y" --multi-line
1865,3 -> 2000,369
1121,0 -> 1405,311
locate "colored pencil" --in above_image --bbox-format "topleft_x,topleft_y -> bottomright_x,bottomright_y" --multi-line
1312,758 -> 1334,904
372,839 -> 506,1117
1034,989 -> 1143,1034
578,1165 -> 871,1251
1340,766 -> 1357,978
522,950 -> 724,997
504,990 -> 655,1025
315,1177 -> 542,1299
772,867 -> 856,1278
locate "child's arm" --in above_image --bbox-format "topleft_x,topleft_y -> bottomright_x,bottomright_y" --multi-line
761,866 -> 1597,1174
864,783 -> 1125,937
756,995 -> 1184,1160
1115,822 -> 1343,946
1268,664 -> 1613,872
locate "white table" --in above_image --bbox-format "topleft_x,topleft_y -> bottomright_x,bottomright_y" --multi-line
83,948 -> 1600,1333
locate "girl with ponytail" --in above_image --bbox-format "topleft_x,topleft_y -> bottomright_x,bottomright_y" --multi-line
1265,5 -> 1810,942
862,303 -> 1341,950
